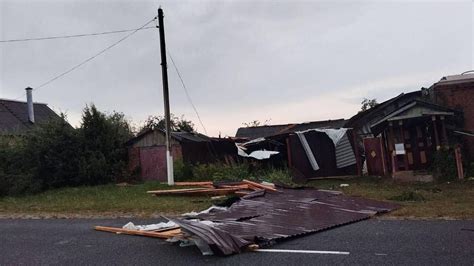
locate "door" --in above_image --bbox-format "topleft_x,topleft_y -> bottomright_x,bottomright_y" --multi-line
405,125 -> 430,170
363,137 -> 387,176
139,146 -> 167,181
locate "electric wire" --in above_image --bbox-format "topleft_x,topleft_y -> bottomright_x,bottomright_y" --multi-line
167,51 -> 208,135
0,26 -> 155,43
7,17 -> 156,101
34,17 -> 156,91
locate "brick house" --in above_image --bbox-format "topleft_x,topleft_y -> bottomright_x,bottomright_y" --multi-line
429,72 -> 474,158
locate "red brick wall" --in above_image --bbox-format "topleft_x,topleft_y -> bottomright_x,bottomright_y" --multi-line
434,82 -> 474,157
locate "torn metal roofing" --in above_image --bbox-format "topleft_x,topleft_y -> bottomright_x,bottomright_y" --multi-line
235,119 -> 346,139
174,188 -> 398,255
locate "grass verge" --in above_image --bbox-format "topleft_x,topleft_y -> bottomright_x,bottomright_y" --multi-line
307,177 -> 474,219
1,177 -> 473,219
0,182 -> 212,218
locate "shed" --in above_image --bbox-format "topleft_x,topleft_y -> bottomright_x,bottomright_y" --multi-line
126,129 -> 237,181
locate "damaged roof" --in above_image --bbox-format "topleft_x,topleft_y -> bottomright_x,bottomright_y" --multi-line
174,188 -> 398,255
235,119 -> 346,139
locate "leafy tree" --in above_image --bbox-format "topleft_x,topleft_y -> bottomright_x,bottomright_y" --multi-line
141,114 -> 195,133
0,104 -> 135,196
22,113 -> 82,189
243,119 -> 271,127
360,98 -> 378,112
80,105 -> 133,185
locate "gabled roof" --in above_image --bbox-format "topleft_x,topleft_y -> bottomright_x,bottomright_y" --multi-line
126,128 -> 211,146
344,90 -> 422,128
235,119 -> 346,139
370,100 -> 456,135
0,99 -> 63,135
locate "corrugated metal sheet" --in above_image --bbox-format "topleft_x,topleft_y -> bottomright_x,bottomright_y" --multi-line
175,188 -> 398,255
335,133 -> 356,168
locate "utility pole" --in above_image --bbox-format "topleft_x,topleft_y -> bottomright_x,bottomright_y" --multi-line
158,7 -> 174,185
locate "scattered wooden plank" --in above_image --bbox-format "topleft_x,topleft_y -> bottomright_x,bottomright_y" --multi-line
234,190 -> 252,196
148,187 -> 243,196
242,179 -> 278,192
174,181 -> 214,187
94,226 -> 181,239
147,187 -> 208,194
219,184 -> 249,190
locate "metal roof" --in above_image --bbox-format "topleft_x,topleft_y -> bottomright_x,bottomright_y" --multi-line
235,119 -> 346,139
173,188 -> 398,255
126,128 -> 211,146
0,99 -> 62,135
435,72 -> 474,86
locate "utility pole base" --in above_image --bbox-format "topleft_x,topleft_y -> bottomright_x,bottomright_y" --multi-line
166,150 -> 174,186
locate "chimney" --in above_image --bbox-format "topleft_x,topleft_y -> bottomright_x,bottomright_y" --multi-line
25,87 -> 35,123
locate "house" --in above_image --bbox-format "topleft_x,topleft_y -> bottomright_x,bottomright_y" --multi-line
367,100 -> 458,180
344,91 -> 422,138
0,87 -> 64,135
345,74 -> 470,180
428,72 -> 474,158
235,119 -> 347,139
126,129 -> 237,181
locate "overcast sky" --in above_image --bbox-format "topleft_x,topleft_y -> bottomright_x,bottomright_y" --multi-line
1,0 -> 473,136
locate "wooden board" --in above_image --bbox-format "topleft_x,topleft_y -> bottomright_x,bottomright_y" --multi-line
147,187 -> 243,196
94,226 -> 181,239
242,179 -> 278,192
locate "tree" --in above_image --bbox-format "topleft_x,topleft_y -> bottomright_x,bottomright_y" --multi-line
0,104 -> 135,195
243,119 -> 271,127
80,105 -> 133,185
141,114 -> 195,133
360,98 -> 378,112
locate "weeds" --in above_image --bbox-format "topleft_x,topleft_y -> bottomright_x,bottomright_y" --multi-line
389,191 -> 426,202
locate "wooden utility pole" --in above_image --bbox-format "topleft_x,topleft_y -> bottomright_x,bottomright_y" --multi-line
158,7 -> 174,185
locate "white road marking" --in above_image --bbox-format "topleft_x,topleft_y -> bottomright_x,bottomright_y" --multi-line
254,249 -> 350,255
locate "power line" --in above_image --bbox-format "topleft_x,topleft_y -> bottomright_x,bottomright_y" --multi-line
0,26 -> 155,43
167,51 -> 208,135
7,18 -> 156,101
34,17 -> 156,91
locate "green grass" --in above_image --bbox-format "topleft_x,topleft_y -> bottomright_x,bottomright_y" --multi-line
1,177 -> 473,219
307,177 -> 474,219
0,181 -> 213,218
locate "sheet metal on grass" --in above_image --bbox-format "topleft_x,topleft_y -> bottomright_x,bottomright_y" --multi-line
175,188 -> 398,255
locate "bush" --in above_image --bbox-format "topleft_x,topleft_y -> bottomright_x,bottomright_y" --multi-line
258,168 -> 295,186
174,160 -> 194,181
175,162 -> 295,186
430,147 -> 457,182
192,163 -> 250,181
0,104 -> 133,196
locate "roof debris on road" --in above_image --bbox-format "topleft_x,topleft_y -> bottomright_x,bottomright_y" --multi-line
95,180 -> 398,256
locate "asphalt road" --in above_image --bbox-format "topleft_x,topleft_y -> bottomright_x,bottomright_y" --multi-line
1,219 -> 473,265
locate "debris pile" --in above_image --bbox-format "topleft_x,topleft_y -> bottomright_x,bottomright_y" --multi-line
95,181 -> 398,256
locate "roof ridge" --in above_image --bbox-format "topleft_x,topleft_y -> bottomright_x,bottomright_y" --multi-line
0,98 -> 49,105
